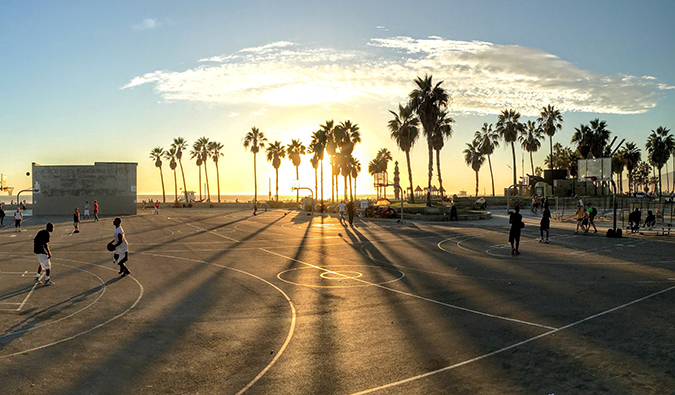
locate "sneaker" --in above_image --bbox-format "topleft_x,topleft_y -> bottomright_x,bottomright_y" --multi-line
538,238 -> 543,243
44,280 -> 54,286
514,250 -> 521,255
121,270 -> 130,277
34,277 -> 42,284
545,239 -> 550,244
511,248 -> 515,255
74,230 -> 80,233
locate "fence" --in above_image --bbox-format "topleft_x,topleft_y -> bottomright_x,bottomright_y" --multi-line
547,196 -> 675,228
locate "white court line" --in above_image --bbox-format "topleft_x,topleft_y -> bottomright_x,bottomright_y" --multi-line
351,283 -> 675,394
17,282 -> 39,311
172,219 -> 240,242
260,248 -> 556,330
136,251 -> 295,395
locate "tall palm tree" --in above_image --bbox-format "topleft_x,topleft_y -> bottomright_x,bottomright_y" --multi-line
646,126 -> 674,198
190,140 -> 204,200
350,158 -> 361,201
495,109 -> 525,187
520,120 -> 544,175
266,141 -> 286,202
474,123 -> 499,196
286,139 -> 306,203
310,154 -> 319,205
195,137 -> 211,202
571,123 -> 594,159
242,127 -> 267,203
311,127 -> 328,207
389,103 -> 420,202
368,157 -> 385,199
587,118 -> 612,159
538,105 -> 563,170
321,120 -> 337,202
208,141 -> 224,203
432,110 -> 454,198
149,147 -> 166,203
335,120 -> 361,200
408,74 -> 449,206
163,147 -> 178,203
619,142 -> 641,194
611,153 -> 625,194
464,140 -> 486,197
171,137 -> 189,203
376,148 -> 393,199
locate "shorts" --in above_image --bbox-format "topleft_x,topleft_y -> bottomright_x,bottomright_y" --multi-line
84,210 -> 90,216
15,219 -> 21,228
589,217 -> 595,224
582,218 -> 589,226
36,253 -> 51,270
114,252 -> 128,265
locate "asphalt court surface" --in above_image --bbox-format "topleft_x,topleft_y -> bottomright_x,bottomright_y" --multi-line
1,208 -> 674,394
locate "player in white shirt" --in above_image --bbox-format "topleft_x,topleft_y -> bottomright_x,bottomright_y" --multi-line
337,201 -> 346,223
111,217 -> 130,277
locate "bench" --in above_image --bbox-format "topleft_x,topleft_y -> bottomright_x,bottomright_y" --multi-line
656,224 -> 673,236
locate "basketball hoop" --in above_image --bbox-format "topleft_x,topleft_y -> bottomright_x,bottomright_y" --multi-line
6,187 -> 13,196
585,176 -> 597,182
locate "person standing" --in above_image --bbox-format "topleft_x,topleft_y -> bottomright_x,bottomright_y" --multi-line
93,200 -> 100,221
586,202 -> 598,233
111,217 -> 130,277
539,202 -> 551,243
34,223 -> 55,285
252,199 -> 258,216
347,200 -> 355,226
575,205 -> 584,234
84,201 -> 90,219
73,207 -> 81,233
154,200 -> 160,215
14,207 -> 23,232
338,201 -> 346,223
0,202 -> 5,228
509,205 -> 523,255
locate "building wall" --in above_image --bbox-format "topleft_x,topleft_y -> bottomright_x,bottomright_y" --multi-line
32,162 -> 137,216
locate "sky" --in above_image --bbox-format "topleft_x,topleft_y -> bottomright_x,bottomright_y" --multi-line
2,0 -> 675,199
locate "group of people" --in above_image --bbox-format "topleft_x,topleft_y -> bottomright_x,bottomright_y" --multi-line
71,200 -> 100,233
509,198 -> 553,255
575,202 -> 598,234
0,202 -> 30,231
142,200 -> 161,215
337,200 -> 357,226
628,207 -> 656,232
33,216 -> 130,286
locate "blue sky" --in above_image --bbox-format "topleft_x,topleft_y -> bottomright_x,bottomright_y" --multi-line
2,1 -> 674,197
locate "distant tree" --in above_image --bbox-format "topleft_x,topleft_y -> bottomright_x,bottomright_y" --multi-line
520,120 -> 544,175
208,141 -> 224,203
464,139 -> 486,197
646,126 -> 674,198
389,103 -> 420,202
163,147 -> 178,203
538,105 -> 563,170
242,127 -> 267,203
171,137 -> 189,202
310,127 -> 329,206
286,139 -> 306,203
350,158 -> 361,201
190,140 -> 204,200
496,109 -> 525,187
149,147 -> 166,203
619,142 -> 641,194
589,119 -> 611,159
474,123 -> 499,196
611,153 -> 625,194
432,110 -> 454,198
266,141 -> 286,202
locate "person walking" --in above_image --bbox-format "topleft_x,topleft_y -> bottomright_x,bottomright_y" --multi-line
509,205 -> 523,255
347,200 -> 356,226
0,202 -> 5,227
111,217 -> 130,277
73,207 -> 81,233
84,201 -> 90,219
154,200 -> 160,215
575,205 -> 584,234
93,200 -> 100,221
34,223 -> 55,285
539,202 -> 551,243
14,207 -> 23,232
338,201 -> 346,223
252,199 -> 258,216
586,202 -> 598,233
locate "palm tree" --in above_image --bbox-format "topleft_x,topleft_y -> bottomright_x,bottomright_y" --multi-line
520,120 -> 544,175
311,127 -> 329,207
589,119 -> 611,159
619,142 -> 641,194
538,105 -> 563,170
321,120 -> 337,202
208,141 -> 224,203
149,147 -> 166,203
368,158 -> 384,199
163,147 -> 178,203
571,123 -> 593,159
474,123 -> 499,196
376,148 -> 393,199
171,137 -> 189,203
286,139 -> 306,203
266,141 -> 286,202
335,120 -> 361,200
310,154 -> 319,205
646,126 -> 674,198
242,127 -> 267,203
408,74 -> 449,206
389,103 -> 420,202
190,140 -> 204,200
495,109 -> 525,187
611,154 -> 625,194
350,158 -> 361,201
464,140 -> 486,197
195,137 -> 211,202
432,110 -> 454,198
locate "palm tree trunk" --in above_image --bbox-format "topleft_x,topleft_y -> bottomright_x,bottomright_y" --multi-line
320,160 -> 324,209
173,169 -> 178,203
349,175 -> 353,201
549,136 -> 553,170
198,164 -> 202,200
253,153 -> 258,202
203,162 -> 211,202
159,167 -> 166,203
215,163 -> 221,203
344,174 -> 348,201
405,150 -> 414,203
530,152 -> 534,175
179,159 -> 188,203
436,149 -> 444,198
427,140 -> 433,206
487,154 -> 495,196
659,166 -> 663,200
511,142 -> 517,187
295,166 -> 300,204
354,176 -> 357,201
475,170 -> 479,197
275,166 -> 279,201
331,171 -> 334,203
314,167 -> 318,206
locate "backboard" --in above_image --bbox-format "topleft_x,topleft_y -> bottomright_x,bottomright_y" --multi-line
577,158 -> 612,182
373,172 -> 387,187
1,174 -> 6,190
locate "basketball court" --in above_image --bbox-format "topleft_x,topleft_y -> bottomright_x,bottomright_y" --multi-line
1,207 -> 674,394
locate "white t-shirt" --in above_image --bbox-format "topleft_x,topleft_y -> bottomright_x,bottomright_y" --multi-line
113,226 -> 128,254
338,203 -> 346,213
14,211 -> 22,220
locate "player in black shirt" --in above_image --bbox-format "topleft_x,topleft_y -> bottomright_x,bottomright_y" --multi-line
34,223 -> 55,285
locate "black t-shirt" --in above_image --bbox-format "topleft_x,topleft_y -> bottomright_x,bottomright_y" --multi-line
34,229 -> 50,254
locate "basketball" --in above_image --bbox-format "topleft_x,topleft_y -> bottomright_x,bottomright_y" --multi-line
106,241 -> 116,252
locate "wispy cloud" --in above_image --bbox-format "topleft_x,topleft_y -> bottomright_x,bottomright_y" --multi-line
122,36 -> 668,115
133,18 -> 160,30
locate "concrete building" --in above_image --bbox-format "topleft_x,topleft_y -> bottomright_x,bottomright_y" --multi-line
32,162 -> 137,216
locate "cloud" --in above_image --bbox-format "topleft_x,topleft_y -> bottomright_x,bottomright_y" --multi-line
133,18 -> 160,30
122,36 -> 666,115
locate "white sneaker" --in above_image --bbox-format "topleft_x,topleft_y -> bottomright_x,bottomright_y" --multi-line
545,239 -> 550,244
44,280 -> 54,286
538,238 -> 543,243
